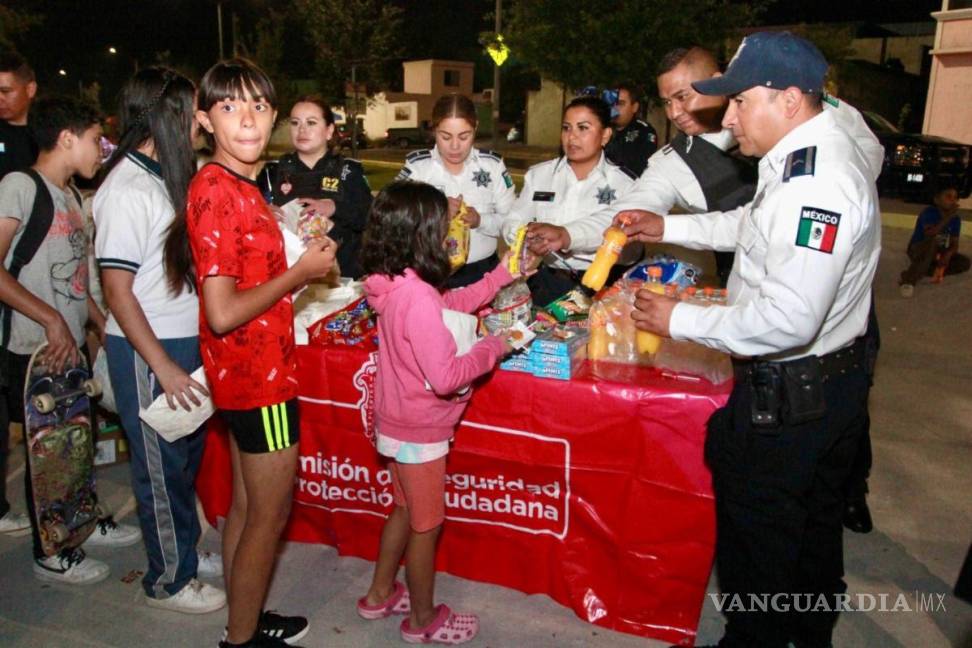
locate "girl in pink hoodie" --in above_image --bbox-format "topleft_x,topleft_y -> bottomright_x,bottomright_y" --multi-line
356,181 -> 519,644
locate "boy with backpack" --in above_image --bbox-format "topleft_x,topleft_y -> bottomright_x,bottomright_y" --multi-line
0,95 -> 113,583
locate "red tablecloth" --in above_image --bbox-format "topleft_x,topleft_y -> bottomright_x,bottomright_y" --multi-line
197,345 -> 730,646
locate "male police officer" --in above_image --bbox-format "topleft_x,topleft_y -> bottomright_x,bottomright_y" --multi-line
604,83 -> 657,176
617,32 -> 881,647
601,47 -> 883,288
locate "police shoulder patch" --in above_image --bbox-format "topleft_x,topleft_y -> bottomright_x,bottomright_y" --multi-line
795,206 -> 841,254
822,93 -> 840,108
479,148 -> 502,162
502,169 -> 514,188
405,149 -> 431,162
783,146 -> 817,182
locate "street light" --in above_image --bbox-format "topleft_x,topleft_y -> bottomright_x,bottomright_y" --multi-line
108,46 -> 117,55
58,69 -> 67,76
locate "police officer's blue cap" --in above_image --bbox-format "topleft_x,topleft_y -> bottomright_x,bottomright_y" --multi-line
692,31 -> 828,97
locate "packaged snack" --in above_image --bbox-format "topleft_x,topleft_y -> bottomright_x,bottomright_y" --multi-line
446,202 -> 470,270
507,224 -> 530,275
307,296 -> 378,350
625,255 -> 701,288
479,279 -> 532,335
544,289 -> 592,322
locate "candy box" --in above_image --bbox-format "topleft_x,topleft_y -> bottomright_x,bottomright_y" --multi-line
531,326 -> 590,357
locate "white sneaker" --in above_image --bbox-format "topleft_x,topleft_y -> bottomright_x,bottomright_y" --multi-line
33,547 -> 110,585
0,511 -> 31,536
84,516 -> 142,548
145,578 -> 226,614
900,283 -> 915,298
196,550 -> 224,578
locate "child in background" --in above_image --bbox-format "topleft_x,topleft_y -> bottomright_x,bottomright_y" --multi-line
272,95 -> 372,278
187,59 -> 335,648
356,181 -> 521,645
899,185 -> 970,298
95,67 -> 225,613
395,94 -> 515,288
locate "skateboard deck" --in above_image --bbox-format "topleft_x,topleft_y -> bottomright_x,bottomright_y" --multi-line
23,344 -> 101,556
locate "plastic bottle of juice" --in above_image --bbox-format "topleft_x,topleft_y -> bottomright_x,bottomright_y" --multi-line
636,266 -> 665,355
582,227 -> 627,291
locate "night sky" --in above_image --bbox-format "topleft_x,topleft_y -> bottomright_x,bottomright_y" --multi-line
2,0 -> 946,106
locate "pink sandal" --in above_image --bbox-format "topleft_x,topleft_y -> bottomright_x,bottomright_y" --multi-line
357,581 -> 411,619
400,604 -> 479,644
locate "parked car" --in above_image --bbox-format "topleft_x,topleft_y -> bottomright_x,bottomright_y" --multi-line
383,122 -> 434,148
861,110 -> 972,201
335,123 -> 367,152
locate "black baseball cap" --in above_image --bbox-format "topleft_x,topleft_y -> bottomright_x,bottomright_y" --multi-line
692,31 -> 828,97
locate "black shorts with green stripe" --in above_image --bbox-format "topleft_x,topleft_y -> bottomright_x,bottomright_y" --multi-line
220,399 -> 300,454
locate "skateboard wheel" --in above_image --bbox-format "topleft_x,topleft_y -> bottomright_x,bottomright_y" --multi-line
83,379 -> 102,398
47,523 -> 69,544
33,393 -> 56,414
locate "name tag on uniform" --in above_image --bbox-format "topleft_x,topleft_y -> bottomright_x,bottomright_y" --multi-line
532,191 -> 555,202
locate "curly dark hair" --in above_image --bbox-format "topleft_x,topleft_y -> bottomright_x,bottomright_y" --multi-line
360,181 -> 451,287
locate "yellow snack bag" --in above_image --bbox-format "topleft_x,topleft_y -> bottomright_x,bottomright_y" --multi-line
507,225 -> 529,275
446,202 -> 470,271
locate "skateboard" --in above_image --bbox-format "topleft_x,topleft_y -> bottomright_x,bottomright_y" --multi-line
23,344 -> 102,556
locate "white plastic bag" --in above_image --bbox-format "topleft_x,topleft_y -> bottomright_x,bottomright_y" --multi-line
138,367 -> 215,443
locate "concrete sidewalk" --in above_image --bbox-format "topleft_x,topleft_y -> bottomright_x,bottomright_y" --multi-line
0,223 -> 970,647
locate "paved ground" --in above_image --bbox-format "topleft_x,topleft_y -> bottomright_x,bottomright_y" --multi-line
0,218 -> 970,647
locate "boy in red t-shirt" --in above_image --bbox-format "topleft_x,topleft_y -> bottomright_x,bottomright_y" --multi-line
187,60 -> 335,648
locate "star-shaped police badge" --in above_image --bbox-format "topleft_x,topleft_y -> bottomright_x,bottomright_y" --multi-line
596,185 -> 617,205
472,168 -> 492,188
625,130 -> 639,143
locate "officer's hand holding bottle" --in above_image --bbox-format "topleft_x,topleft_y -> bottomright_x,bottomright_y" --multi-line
613,209 -> 664,242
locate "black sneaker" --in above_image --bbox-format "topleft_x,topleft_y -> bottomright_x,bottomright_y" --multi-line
218,634 -> 297,648
258,610 -> 308,645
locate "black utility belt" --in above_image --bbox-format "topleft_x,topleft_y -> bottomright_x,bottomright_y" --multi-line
732,339 -> 865,429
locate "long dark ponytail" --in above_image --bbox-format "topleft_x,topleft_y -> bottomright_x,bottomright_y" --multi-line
98,67 -> 197,295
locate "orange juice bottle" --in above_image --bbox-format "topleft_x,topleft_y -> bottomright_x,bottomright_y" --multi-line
582,227 -> 627,291
636,266 -> 665,355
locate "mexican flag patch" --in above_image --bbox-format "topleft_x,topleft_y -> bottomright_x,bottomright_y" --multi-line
796,206 -> 841,254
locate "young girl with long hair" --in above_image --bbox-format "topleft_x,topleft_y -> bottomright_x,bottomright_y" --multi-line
272,95 -> 372,278
395,94 -> 515,288
94,66 -> 225,613
356,181 -> 522,644
187,58 -> 335,648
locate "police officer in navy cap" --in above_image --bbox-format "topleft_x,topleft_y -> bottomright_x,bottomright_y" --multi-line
603,82 -> 657,177
616,31 -> 881,647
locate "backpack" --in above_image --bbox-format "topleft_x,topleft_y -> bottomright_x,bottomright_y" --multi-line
0,168 -> 83,350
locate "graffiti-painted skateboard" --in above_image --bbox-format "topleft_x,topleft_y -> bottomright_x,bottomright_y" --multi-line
24,344 -> 102,556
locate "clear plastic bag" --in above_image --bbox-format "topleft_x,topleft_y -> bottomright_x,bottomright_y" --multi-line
480,278 -> 532,334
587,282 -> 646,365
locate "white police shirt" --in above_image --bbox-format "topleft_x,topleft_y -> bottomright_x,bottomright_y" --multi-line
397,147 -> 515,264
502,153 -> 636,271
663,109 -> 881,361
823,96 -> 884,184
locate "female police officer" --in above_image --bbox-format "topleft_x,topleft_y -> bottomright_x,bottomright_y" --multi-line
273,95 -> 372,278
502,95 -> 636,305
